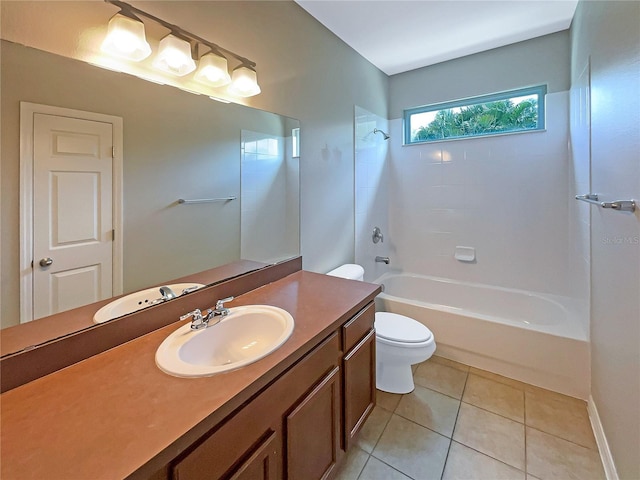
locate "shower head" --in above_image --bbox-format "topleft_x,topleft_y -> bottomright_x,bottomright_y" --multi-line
373,128 -> 390,140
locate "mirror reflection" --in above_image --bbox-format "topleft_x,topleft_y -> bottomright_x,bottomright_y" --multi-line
0,40 -> 300,332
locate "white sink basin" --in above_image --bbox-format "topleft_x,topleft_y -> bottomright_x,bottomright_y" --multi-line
155,305 -> 295,378
93,283 -> 205,324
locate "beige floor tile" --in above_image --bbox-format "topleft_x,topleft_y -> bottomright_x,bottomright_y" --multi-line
414,361 -> 468,399
395,385 -> 460,437
462,374 -> 524,422
468,367 -> 527,391
453,403 -> 525,470
525,389 -> 596,449
526,427 -> 605,480
430,355 -> 470,372
356,405 -> 393,453
442,441 -> 526,480
527,475 -> 542,480
334,446 -> 369,480
357,456 -> 411,480
373,414 -> 450,480
376,390 -> 403,412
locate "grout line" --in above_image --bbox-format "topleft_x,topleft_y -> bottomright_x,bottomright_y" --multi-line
440,366 -> 469,480
355,455 -> 372,480
367,406 -> 394,454
525,425 -> 600,451
369,453 -> 417,479
459,398 -> 525,425
449,440 -> 527,475
413,381 -> 464,402
392,409 -> 456,442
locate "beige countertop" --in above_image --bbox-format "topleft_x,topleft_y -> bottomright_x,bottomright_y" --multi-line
0,271 -> 380,479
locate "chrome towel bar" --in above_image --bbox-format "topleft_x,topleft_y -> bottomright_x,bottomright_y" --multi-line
575,194 -> 636,212
178,197 -> 237,204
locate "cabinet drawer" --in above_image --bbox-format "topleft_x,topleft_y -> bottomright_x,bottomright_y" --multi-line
342,303 -> 374,353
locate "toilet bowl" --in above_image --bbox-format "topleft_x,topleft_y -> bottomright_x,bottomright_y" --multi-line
375,312 -> 436,393
326,264 -> 436,394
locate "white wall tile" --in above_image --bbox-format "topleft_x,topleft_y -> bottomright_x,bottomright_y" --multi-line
385,93 -> 581,296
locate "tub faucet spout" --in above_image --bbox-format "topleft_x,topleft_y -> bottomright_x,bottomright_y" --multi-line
375,256 -> 390,264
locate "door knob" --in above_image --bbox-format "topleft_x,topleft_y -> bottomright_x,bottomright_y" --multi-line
39,257 -> 54,267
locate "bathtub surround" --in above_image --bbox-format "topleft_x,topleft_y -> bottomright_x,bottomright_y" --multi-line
387,91 -> 575,300
570,2 -> 640,479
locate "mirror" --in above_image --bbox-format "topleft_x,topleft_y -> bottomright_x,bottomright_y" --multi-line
0,40 -> 300,341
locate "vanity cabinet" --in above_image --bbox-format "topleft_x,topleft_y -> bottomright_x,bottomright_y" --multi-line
169,302 -> 375,480
286,366 -> 341,480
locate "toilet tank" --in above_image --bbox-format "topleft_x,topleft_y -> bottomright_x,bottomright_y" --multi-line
326,264 -> 364,281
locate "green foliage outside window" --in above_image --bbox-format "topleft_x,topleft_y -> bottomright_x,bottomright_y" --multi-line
404,86 -> 546,144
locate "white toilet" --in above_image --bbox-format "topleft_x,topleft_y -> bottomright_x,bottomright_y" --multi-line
326,264 -> 436,394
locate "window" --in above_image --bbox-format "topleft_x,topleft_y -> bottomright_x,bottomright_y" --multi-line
292,127 -> 300,158
404,85 -> 546,145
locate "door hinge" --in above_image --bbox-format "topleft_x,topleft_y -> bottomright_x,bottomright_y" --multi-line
112,229 -> 115,241
111,146 -> 116,158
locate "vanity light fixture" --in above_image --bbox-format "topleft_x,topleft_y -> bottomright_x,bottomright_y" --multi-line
101,12 -> 151,61
102,0 -> 260,96
153,34 -> 197,76
228,65 -> 262,97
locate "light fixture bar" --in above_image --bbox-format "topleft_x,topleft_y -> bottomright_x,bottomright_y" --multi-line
105,0 -> 257,68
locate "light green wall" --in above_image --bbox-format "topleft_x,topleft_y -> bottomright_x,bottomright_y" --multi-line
571,2 -> 640,478
389,31 -> 570,119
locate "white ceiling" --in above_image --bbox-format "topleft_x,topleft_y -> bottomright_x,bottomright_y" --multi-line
295,0 -> 578,75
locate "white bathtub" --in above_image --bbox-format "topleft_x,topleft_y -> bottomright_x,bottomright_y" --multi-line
374,272 -> 590,399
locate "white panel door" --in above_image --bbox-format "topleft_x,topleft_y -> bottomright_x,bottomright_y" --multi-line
32,113 -> 114,319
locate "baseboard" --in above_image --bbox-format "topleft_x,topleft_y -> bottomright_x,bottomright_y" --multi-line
588,395 -> 619,480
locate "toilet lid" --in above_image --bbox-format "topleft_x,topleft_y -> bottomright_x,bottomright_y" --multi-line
375,312 -> 433,343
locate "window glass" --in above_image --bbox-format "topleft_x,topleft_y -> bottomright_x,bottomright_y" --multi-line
404,85 -> 546,144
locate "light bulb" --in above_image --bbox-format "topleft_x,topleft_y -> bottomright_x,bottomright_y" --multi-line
194,52 -> 231,87
101,13 -> 151,61
152,34 -> 196,76
228,65 -> 261,97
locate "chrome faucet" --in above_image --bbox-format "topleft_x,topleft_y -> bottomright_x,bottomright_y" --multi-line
159,286 -> 177,300
180,296 -> 234,330
372,226 -> 384,244
181,285 -> 201,295
375,256 -> 390,264
181,308 -> 215,330
212,296 -> 234,318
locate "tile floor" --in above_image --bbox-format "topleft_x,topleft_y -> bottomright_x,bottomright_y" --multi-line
336,356 -> 605,480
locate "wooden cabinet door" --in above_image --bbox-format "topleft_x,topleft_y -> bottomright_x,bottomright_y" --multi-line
229,431 -> 279,480
343,329 -> 376,449
286,366 -> 340,480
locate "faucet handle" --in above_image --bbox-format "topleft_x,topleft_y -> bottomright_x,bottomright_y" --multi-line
215,296 -> 234,310
372,226 -> 384,244
181,309 -> 210,330
180,309 -> 202,321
